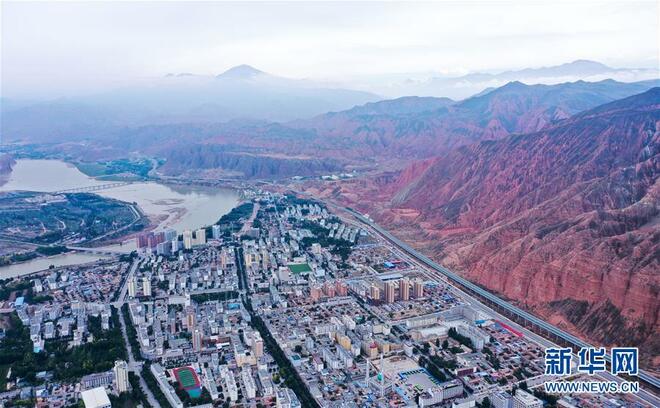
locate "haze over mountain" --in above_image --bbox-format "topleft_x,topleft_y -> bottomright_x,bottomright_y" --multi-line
5,78 -> 658,180
2,55 -> 659,368
0,65 -> 379,143
358,60 -> 660,99
286,78 -> 660,161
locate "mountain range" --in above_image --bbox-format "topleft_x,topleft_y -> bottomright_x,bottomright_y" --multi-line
5,77 -> 658,180
363,59 -> 660,99
288,78 -> 660,161
2,62 -> 659,368
306,88 -> 660,367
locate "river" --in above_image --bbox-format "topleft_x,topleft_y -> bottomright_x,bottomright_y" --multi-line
0,159 -> 240,278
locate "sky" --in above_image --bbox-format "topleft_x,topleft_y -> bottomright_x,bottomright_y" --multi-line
1,1 -> 658,98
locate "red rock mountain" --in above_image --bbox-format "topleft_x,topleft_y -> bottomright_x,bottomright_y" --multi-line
10,79 -> 658,179
289,79 -> 660,161
317,88 -> 660,368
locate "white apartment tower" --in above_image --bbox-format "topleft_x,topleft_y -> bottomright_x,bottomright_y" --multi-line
114,360 -> 129,393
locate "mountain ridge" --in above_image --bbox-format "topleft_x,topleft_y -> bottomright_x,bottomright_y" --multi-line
311,88 -> 660,367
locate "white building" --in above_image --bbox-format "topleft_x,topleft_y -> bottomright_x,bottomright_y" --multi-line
142,277 -> 152,297
276,388 -> 301,408
194,228 -> 206,246
419,380 -> 464,407
127,278 -> 137,298
171,239 -> 181,253
164,228 -> 177,242
80,387 -> 111,408
257,369 -> 274,396
220,365 -> 238,401
203,367 -> 220,400
513,390 -> 543,408
183,230 -> 193,249
151,363 -> 184,408
456,324 -> 490,351
114,360 -> 129,393
242,368 -> 257,399
491,391 -> 513,408
193,329 -> 203,351
212,224 -> 222,239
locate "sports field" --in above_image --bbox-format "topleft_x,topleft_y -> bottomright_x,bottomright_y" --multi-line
173,366 -> 202,398
174,366 -> 200,388
288,263 -> 312,274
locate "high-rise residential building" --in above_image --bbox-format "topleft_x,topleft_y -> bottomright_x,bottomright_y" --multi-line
114,360 -> 129,393
456,325 -> 490,351
186,307 -> 196,331
163,228 -> 177,242
384,281 -> 395,303
220,366 -> 238,402
220,248 -> 230,268
260,255 -> 268,271
142,277 -> 152,297
154,231 -> 165,246
324,282 -> 336,297
193,329 -> 203,351
195,228 -> 206,245
242,368 -> 257,399
136,233 -> 150,249
399,278 -> 410,301
183,230 -> 193,249
171,239 -> 181,253
310,285 -> 322,302
370,284 -> 381,301
156,241 -> 170,256
253,332 -> 264,358
413,278 -> 424,298
127,278 -> 137,298
212,224 -> 222,239
336,280 -> 348,296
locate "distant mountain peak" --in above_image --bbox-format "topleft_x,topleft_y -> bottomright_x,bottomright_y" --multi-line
217,64 -> 266,79
493,80 -> 530,93
565,59 -> 610,68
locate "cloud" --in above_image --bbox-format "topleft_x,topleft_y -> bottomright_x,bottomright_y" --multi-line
2,1 -> 657,98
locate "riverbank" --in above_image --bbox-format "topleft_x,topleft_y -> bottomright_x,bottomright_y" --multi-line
0,159 -> 240,277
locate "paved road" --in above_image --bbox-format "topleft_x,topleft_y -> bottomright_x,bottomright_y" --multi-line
239,201 -> 260,235
116,302 -> 159,408
113,257 -> 139,307
114,258 -> 159,406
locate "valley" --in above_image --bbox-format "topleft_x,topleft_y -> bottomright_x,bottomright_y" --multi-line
2,80 -> 658,371
299,88 -> 660,370
2,4 -> 659,406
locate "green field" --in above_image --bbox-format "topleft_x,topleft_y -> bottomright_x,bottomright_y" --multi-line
74,158 -> 154,180
288,263 -> 312,274
175,367 -> 197,388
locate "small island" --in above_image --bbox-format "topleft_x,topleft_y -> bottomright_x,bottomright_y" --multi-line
0,191 -> 146,266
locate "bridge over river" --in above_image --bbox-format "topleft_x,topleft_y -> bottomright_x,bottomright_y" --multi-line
54,182 -> 132,194
66,246 -> 127,256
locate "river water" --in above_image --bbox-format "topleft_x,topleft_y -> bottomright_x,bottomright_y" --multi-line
0,159 -> 240,278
